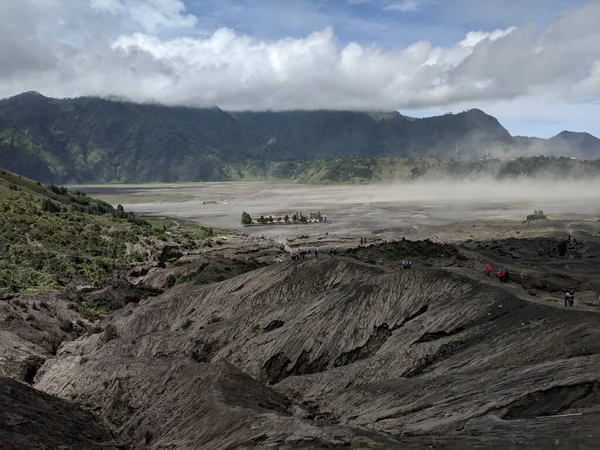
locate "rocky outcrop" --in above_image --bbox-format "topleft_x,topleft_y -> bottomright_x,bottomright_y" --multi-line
0,292 -> 89,383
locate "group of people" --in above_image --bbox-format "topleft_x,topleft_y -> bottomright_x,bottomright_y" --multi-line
485,263 -> 510,283
289,247 -> 338,260
486,263 -> 581,308
377,258 -> 412,269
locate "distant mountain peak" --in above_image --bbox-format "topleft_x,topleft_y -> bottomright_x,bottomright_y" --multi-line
554,130 -> 597,139
366,111 -> 403,121
459,108 -> 491,117
16,91 -> 46,98
551,130 -> 600,143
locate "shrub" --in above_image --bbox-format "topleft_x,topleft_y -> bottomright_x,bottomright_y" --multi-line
241,211 -> 252,225
524,209 -> 548,222
164,275 -> 178,289
41,199 -> 61,213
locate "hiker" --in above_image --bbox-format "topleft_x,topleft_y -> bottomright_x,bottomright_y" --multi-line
564,290 -> 572,308
486,263 -> 492,278
569,289 -> 575,308
503,268 -> 510,283
315,248 -> 319,258
378,256 -> 384,266
497,269 -> 504,283
360,237 -> 364,246
408,260 -> 412,269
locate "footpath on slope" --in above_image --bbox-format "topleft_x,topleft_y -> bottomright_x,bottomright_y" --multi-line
440,265 -> 600,313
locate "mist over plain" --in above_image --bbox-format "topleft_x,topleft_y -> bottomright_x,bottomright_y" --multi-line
80,176 -> 600,236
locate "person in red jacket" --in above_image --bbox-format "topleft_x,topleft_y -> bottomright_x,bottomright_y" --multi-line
497,269 -> 504,283
486,263 -> 492,278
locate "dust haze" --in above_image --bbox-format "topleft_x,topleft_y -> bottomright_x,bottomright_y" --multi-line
77,176 -> 600,238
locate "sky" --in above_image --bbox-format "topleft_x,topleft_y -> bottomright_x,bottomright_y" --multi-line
1,0 -> 599,138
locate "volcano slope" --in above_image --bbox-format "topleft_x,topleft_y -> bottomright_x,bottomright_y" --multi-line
0,376 -> 121,449
32,255 -> 600,449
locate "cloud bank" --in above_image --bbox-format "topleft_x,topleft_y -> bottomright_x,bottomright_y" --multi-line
0,0 -> 599,111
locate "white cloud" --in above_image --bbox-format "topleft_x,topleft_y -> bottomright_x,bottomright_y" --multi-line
383,1 -> 422,12
91,0 -> 197,33
90,0 -> 126,15
458,27 -> 517,48
0,0 -> 599,115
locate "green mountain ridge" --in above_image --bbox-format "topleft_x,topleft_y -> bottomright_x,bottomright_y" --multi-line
1,91 -> 599,183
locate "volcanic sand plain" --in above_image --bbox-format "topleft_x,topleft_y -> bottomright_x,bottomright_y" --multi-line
77,179 -> 600,240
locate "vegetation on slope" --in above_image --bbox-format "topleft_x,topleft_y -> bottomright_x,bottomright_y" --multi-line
0,92 -> 250,183
0,168 -> 219,298
163,258 -> 267,290
224,156 -> 600,184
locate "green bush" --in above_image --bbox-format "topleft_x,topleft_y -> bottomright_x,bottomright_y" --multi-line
524,209 -> 548,223
241,211 -> 252,225
78,301 -> 111,321
41,198 -> 61,213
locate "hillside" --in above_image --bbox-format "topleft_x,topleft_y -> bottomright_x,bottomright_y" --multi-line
1,376 -> 120,448
0,92 -> 255,183
230,107 -> 513,160
517,131 -> 600,159
0,168 -> 217,298
549,131 -> 600,157
30,246 -> 600,448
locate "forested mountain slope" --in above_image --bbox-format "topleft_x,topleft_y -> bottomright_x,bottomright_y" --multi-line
1,92 -> 598,183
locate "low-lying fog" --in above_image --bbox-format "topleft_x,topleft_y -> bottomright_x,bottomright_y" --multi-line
78,178 -> 600,236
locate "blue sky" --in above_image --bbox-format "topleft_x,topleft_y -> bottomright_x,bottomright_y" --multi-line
1,0 -> 599,138
185,0 -> 586,47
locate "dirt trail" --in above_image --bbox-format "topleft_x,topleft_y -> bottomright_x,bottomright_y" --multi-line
441,265 -> 600,313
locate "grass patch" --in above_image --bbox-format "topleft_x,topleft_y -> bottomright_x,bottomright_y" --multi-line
163,259 -> 265,289
78,301 -> 112,321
